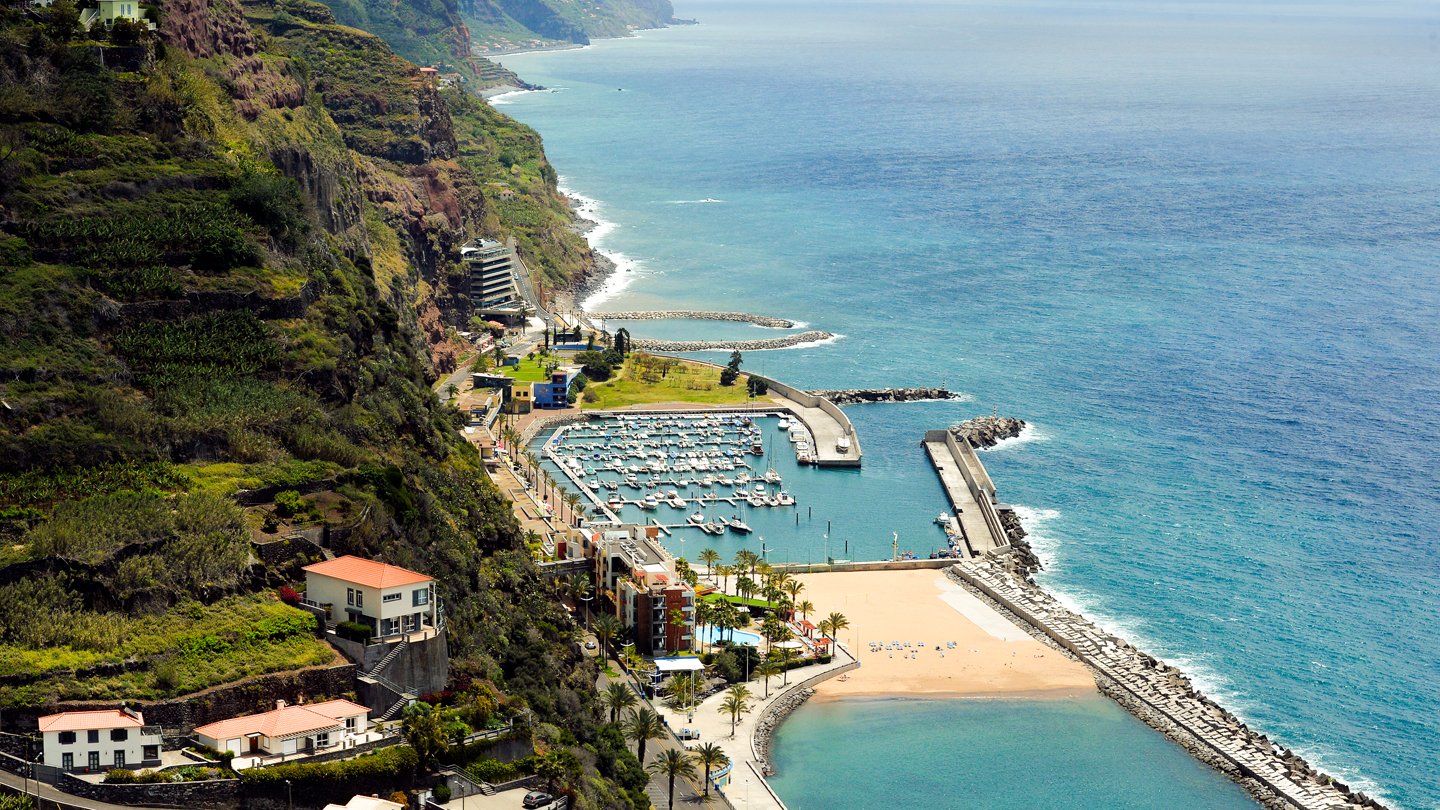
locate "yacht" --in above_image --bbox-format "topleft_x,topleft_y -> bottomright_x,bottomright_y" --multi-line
764,469 -> 783,484
639,495 -> 659,510
777,490 -> 796,506
727,516 -> 753,534
836,436 -> 852,454
777,417 -> 792,430
688,510 -> 705,525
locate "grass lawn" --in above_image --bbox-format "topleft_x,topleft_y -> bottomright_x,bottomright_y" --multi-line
702,593 -> 774,610
501,356 -> 561,383
582,357 -> 760,409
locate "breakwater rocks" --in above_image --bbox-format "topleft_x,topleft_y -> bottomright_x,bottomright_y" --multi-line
809,387 -> 962,404
997,510 -> 1044,580
589,310 -> 797,328
950,415 -> 1026,448
948,560 -> 1389,810
631,330 -> 835,352
752,687 -> 816,776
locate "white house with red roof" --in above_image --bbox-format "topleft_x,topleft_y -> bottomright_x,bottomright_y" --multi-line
39,709 -> 160,773
192,699 -> 372,768
303,556 -> 438,641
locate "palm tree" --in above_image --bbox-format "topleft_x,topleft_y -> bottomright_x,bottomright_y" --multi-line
594,613 -> 621,661
777,645 -> 797,686
624,706 -> 666,765
733,549 -> 758,578
690,742 -> 729,797
564,491 -> 583,526
649,747 -> 698,810
795,599 -> 815,622
568,573 -> 592,629
715,564 -> 733,595
754,656 -> 782,699
736,576 -> 755,602
601,682 -> 637,724
718,693 -> 751,738
694,600 -> 714,653
783,579 -> 804,605
726,682 -> 752,701
698,548 -> 720,579
819,611 -> 850,651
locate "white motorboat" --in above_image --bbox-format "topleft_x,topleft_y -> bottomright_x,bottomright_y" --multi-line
777,490 -> 796,506
639,495 -> 659,510
727,517 -> 753,534
688,510 -> 705,525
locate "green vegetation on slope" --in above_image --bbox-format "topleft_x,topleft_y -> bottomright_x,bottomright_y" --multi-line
0,1 -> 638,804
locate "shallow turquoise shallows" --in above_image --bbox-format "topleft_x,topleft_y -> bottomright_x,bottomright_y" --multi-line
499,1 -> 1440,806
768,698 -> 1258,810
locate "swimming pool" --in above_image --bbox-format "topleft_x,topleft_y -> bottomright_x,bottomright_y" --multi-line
697,625 -> 763,647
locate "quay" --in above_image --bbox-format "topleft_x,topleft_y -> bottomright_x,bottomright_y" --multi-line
588,309 -> 797,328
949,559 -> 1381,810
922,428 -> 1010,556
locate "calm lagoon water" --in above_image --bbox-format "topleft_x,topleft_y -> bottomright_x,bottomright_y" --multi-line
501,2 -> 1440,806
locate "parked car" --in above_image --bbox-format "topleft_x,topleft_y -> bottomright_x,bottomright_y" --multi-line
522,791 -> 554,809
677,727 -> 701,740
584,640 -> 597,650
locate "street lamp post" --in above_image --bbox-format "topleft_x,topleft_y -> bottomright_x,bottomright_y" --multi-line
285,778 -> 293,810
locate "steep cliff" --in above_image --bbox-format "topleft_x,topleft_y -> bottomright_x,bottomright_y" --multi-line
0,0 -> 637,803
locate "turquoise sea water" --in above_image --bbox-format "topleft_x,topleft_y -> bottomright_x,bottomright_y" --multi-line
769,698 -> 1256,810
499,2 -> 1440,807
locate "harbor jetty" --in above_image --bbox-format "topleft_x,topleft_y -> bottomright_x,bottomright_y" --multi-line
948,559 -> 1388,810
631,330 -> 834,352
950,415 -> 1026,448
808,387 -> 962,404
590,309 -> 797,328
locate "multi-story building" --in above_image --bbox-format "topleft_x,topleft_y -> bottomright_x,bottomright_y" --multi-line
462,239 -> 524,321
302,555 -> 438,641
39,709 -> 161,773
584,525 -> 695,655
532,368 -> 580,409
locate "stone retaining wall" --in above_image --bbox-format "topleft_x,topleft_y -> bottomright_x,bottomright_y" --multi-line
589,310 -> 796,328
56,772 -> 239,808
750,650 -> 861,776
947,561 -> 1388,810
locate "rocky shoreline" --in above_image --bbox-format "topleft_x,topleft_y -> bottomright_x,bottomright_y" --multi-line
591,309 -> 798,328
809,387 -> 962,404
949,415 -> 1026,448
631,331 -> 835,352
947,560 -> 1390,810
751,687 -> 816,777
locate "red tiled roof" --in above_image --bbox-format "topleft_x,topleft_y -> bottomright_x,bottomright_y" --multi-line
303,556 -> 432,589
194,700 -> 367,742
39,710 -> 144,733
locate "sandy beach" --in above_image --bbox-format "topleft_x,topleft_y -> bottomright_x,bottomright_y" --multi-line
795,569 -> 1095,700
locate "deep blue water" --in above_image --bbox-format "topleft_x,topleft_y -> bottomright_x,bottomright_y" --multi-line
498,2 -> 1440,806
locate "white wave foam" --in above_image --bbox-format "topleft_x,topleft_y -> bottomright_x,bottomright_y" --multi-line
669,198 -> 724,204
978,422 -> 1047,451
487,87 -> 557,106
560,182 -> 645,310
683,333 -> 846,353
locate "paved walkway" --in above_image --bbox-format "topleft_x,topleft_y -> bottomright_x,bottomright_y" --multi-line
594,661 -> 719,809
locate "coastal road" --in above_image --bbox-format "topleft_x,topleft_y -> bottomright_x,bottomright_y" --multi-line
0,768 -> 163,810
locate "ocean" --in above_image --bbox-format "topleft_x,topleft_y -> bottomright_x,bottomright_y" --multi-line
496,2 -> 1440,807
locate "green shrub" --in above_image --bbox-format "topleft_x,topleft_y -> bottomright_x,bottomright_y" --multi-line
335,621 -> 371,643
274,490 -> 303,518
104,768 -> 135,784
431,783 -> 451,803
239,745 -> 418,785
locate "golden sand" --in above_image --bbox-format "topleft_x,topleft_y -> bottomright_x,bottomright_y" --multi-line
795,569 -> 1096,700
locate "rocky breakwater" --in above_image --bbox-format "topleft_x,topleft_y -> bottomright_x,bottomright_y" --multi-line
950,415 -> 1026,448
948,560 -> 1390,810
810,387 -> 962,404
590,310 -> 797,328
752,687 -> 816,777
632,331 -> 834,352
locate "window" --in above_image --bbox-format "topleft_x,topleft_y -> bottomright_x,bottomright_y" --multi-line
111,728 -> 128,742
58,731 -> 76,745
61,753 -> 73,771
412,587 -> 430,607
344,717 -> 356,731
86,730 -> 99,744
347,588 -> 355,606
114,751 -> 125,768
355,590 -> 363,608
314,732 -> 330,747
382,592 -> 402,603
143,745 -> 159,761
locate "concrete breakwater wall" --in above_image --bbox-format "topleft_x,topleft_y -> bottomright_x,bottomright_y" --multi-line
631,330 -> 834,352
947,560 -> 1388,810
590,310 -> 796,328
808,387 -> 962,404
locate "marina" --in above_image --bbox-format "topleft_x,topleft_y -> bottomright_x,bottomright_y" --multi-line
540,411 -> 809,536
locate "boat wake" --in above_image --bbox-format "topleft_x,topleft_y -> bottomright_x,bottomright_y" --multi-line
669,198 -> 724,204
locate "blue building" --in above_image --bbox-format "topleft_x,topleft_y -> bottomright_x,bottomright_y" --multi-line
532,368 -> 579,409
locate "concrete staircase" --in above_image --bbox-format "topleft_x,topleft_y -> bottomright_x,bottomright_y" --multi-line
375,694 -> 412,722
367,639 -> 408,678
